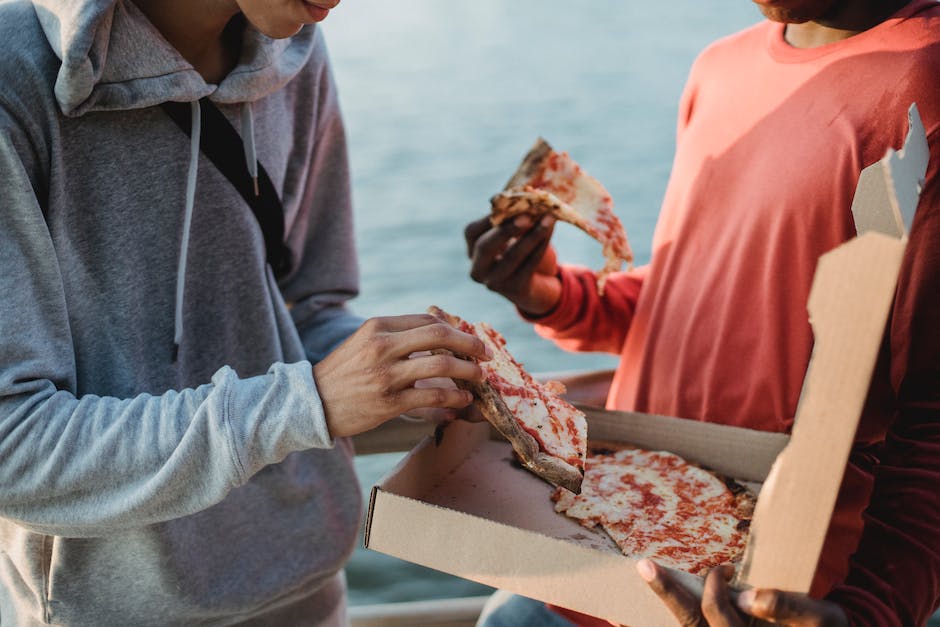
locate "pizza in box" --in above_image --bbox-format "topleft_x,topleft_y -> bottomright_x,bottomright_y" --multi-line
431,306 -> 755,576
554,442 -> 755,576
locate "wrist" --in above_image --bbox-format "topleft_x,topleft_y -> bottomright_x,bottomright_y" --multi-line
517,273 -> 562,318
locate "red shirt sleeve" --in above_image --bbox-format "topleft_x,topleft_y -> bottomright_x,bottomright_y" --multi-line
525,264 -> 646,355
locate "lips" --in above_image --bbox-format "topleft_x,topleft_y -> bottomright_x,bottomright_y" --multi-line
303,0 -> 339,9
302,0 -> 339,21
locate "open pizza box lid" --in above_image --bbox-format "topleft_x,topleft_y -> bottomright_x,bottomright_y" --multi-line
363,104 -> 928,626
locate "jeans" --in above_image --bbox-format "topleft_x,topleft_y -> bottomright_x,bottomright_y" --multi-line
476,591 -> 577,627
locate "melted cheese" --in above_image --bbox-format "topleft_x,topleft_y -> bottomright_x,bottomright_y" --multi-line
475,322 -> 586,470
553,449 -> 748,575
524,151 -> 631,269
529,150 -> 611,215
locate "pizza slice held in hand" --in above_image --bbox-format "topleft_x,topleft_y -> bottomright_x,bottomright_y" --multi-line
491,138 -> 633,294
429,306 -> 587,493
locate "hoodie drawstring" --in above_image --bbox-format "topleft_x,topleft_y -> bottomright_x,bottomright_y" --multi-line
241,103 -> 259,197
173,99 -> 201,361
171,100 -> 264,361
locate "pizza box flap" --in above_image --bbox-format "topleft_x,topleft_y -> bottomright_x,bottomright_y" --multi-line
582,408 -> 789,482
365,415 -> 784,626
738,103 -> 928,592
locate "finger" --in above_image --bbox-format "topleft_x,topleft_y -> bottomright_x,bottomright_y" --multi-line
395,352 -> 485,389
413,376 -> 455,389
468,220 -> 534,283
512,221 -> 555,280
464,216 -> 496,256
402,406 -> 458,424
413,377 -> 474,420
701,566 -> 745,627
511,214 -> 537,229
534,240 -> 559,276
456,403 -> 486,423
737,588 -> 847,625
362,313 -> 442,334
468,225 -> 513,281
636,559 -> 704,627
488,216 -> 555,274
392,323 -> 491,363
485,216 -> 555,286
394,385 -> 475,415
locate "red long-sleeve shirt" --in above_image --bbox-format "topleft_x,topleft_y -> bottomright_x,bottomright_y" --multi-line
535,3 -> 940,624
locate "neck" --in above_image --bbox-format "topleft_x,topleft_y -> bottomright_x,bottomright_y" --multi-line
132,0 -> 243,83
785,0 -> 912,48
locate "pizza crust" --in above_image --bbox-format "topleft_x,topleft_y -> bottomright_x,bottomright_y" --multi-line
502,138 -> 554,190
721,475 -> 757,524
490,188 -> 578,227
469,379 -> 584,494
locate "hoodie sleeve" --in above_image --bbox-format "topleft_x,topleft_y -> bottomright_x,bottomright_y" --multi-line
280,33 -> 363,365
0,102 -> 334,538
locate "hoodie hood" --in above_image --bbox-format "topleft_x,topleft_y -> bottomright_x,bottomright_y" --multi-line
31,0 -> 321,359
32,0 -> 317,116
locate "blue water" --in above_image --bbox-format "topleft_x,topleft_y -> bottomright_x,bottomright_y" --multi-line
323,1 -> 763,606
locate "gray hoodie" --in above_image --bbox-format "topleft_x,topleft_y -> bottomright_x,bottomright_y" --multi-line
0,0 -> 365,624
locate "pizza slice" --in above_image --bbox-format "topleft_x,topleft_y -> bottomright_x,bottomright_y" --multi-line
491,138 -> 633,294
552,444 -> 754,575
429,306 -> 587,493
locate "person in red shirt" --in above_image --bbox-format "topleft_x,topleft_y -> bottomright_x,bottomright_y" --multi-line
466,0 -> 940,624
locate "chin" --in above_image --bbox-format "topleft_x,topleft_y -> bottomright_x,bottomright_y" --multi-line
255,20 -> 304,39
757,7 -> 814,23
753,0 -> 837,23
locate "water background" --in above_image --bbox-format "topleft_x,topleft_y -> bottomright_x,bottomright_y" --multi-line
324,1 -> 763,606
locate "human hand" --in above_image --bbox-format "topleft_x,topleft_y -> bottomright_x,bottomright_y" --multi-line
637,560 -> 848,627
404,376 -> 485,424
313,314 -> 490,438
465,213 -> 561,316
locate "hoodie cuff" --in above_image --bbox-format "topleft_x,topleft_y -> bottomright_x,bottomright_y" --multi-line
216,361 -> 334,483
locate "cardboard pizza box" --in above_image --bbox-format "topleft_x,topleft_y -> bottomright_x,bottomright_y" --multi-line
363,104 -> 928,626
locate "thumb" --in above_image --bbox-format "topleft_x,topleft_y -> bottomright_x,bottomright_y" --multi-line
534,242 -> 558,276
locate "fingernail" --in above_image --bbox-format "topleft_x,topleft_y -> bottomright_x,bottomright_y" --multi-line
483,343 -> 494,359
737,589 -> 755,612
636,559 -> 656,582
540,215 -> 555,228
513,215 -> 533,228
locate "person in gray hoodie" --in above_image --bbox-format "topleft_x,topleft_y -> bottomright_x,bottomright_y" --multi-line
0,0 -> 491,625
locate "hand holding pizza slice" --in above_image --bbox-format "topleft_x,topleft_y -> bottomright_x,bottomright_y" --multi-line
428,306 -> 587,493
491,138 -> 633,294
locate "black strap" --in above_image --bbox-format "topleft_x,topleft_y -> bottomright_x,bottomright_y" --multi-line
160,98 -> 293,278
